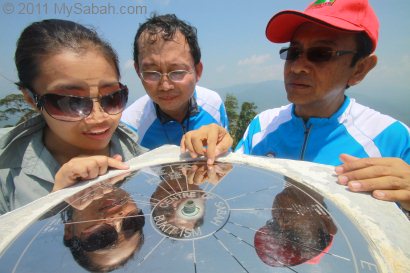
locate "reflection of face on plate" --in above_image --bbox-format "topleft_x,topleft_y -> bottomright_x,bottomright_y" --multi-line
254,181 -> 337,267
62,187 -> 145,272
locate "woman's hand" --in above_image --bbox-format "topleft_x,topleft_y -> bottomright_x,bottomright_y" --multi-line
52,154 -> 129,192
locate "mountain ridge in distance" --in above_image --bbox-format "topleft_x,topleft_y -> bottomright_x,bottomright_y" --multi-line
217,80 -> 410,126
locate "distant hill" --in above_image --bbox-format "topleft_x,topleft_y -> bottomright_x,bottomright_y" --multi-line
219,80 -> 288,113
218,80 -> 410,126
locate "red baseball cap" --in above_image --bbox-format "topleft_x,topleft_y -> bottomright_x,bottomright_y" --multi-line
254,225 -> 334,267
266,0 -> 379,52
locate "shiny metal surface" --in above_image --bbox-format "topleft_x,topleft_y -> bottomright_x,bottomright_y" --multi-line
0,161 -> 380,272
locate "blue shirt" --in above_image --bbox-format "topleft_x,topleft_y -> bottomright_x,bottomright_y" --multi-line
235,97 -> 410,166
121,86 -> 229,149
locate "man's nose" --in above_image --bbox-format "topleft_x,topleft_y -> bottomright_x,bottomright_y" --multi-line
158,75 -> 174,91
288,53 -> 312,74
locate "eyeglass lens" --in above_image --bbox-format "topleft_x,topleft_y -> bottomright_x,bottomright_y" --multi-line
41,84 -> 128,122
280,47 -> 347,63
141,70 -> 190,82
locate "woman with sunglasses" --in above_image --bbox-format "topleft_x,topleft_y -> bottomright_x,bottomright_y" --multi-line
0,19 -> 231,215
63,178 -> 145,272
0,19 -> 144,214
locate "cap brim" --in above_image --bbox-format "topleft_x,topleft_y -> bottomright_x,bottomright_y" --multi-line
266,10 -> 364,43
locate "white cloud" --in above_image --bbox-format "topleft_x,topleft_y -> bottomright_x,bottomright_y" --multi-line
241,63 -> 283,82
232,54 -> 284,83
238,54 -> 272,66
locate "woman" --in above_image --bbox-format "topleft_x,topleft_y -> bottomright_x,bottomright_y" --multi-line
0,19 -> 145,214
63,177 -> 145,272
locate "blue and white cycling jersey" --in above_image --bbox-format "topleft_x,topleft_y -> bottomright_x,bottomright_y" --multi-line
235,97 -> 410,166
121,86 -> 228,149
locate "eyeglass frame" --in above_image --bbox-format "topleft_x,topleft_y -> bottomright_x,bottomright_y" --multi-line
139,70 -> 193,83
28,82 -> 128,122
279,46 -> 357,63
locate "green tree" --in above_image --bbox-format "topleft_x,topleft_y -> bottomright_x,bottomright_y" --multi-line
224,93 -> 239,136
234,102 -> 257,147
0,93 -> 37,127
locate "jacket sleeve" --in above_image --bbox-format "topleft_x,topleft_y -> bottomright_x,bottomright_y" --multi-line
0,169 -> 14,215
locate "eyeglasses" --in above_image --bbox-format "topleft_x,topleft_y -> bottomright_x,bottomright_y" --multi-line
140,70 -> 192,83
31,83 -> 128,122
279,46 -> 357,63
68,209 -> 145,252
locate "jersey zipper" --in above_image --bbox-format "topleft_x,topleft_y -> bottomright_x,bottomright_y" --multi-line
299,123 -> 312,160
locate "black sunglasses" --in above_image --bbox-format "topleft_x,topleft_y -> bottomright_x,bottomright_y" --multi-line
65,209 -> 145,252
279,46 -> 357,63
31,83 -> 128,122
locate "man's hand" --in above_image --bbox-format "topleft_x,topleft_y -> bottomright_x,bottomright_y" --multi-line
180,124 -> 233,165
335,154 -> 410,210
53,154 -> 129,192
181,163 -> 233,185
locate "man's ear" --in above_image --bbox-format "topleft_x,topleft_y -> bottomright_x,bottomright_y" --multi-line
194,61 -> 203,83
63,224 -> 74,243
134,62 -> 142,80
348,54 -> 377,87
21,88 -> 37,109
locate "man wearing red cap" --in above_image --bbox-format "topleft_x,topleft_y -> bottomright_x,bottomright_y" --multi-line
234,0 -> 410,216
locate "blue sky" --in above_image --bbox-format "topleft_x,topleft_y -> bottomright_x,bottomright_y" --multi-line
0,0 -> 409,122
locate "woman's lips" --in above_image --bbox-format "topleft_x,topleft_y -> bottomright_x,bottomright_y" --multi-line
83,128 -> 111,140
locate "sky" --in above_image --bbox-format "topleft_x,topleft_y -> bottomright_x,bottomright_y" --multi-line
0,0 -> 409,123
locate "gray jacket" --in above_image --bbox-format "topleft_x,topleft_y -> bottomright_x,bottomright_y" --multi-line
0,115 -> 146,215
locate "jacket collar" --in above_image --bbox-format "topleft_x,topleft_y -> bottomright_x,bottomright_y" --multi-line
291,96 -> 351,126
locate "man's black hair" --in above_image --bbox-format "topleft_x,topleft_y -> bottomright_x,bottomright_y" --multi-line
133,14 -> 201,65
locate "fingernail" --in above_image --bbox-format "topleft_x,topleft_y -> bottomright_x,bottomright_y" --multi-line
349,181 -> 361,190
337,175 -> 349,185
374,191 -> 386,198
335,166 -> 344,174
207,158 -> 214,165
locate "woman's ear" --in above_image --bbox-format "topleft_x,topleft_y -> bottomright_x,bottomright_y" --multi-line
348,54 -> 377,87
20,88 -> 37,109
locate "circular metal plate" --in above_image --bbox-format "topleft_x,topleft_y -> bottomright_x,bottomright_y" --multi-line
0,160 -> 383,273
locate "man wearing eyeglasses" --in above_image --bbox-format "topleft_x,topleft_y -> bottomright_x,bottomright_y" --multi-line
121,14 -> 228,150
233,0 -> 410,216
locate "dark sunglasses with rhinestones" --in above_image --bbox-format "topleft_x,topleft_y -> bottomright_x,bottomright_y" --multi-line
29,83 -> 128,122
279,46 -> 357,63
